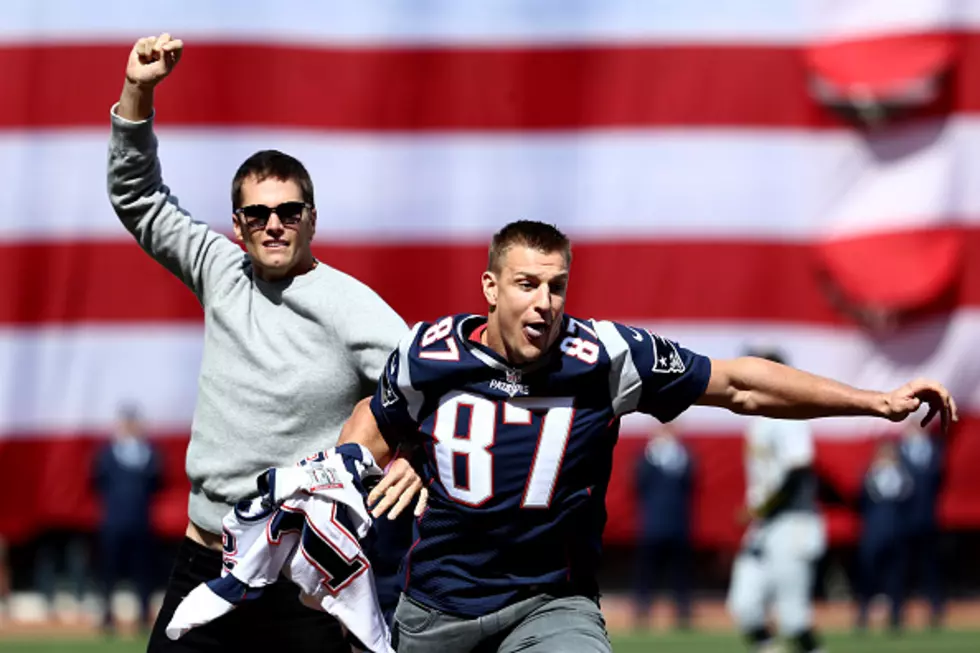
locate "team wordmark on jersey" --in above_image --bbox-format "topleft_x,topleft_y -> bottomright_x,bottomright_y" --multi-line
489,372 -> 530,397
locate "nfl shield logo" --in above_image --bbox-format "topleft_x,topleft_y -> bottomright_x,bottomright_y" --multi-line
506,369 -> 522,384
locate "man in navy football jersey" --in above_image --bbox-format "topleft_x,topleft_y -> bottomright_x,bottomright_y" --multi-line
342,220 -> 957,653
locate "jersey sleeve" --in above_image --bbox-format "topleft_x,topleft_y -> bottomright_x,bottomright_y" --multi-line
594,320 -> 711,422
369,322 -> 425,449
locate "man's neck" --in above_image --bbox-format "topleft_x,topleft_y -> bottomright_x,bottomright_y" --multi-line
482,317 -> 527,366
254,256 -> 318,282
482,317 -> 509,361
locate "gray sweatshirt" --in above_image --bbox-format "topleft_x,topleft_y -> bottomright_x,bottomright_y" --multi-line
107,110 -> 407,533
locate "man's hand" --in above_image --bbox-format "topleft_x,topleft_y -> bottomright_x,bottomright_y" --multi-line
117,33 -> 183,121
880,378 -> 958,433
367,458 -> 428,520
126,33 -> 183,88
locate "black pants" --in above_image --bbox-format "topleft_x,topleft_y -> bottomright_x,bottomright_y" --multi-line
633,537 -> 692,628
147,537 -> 348,652
856,537 -> 903,629
100,528 -> 155,627
895,530 -> 944,626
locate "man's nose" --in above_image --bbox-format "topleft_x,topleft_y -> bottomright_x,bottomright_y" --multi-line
265,212 -> 285,234
532,285 -> 552,311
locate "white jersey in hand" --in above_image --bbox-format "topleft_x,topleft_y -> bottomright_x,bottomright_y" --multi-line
744,418 -> 815,512
165,444 -> 393,653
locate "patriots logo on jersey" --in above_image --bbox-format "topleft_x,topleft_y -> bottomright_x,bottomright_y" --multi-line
650,334 -> 686,374
381,357 -> 400,407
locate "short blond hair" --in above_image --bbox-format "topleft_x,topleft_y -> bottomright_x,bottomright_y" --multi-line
487,220 -> 571,273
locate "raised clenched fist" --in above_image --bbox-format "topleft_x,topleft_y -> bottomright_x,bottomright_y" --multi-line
125,33 -> 183,88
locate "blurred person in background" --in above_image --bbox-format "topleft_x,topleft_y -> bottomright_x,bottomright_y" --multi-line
32,529 -> 89,624
897,424 -> 945,629
632,425 -> 695,631
855,439 -> 913,632
109,34 -> 416,652
93,403 -> 161,634
727,348 -> 827,653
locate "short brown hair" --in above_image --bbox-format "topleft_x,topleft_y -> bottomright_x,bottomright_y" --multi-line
231,150 -> 315,209
487,220 -> 571,273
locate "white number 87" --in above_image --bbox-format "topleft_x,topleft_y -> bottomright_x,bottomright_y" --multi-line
431,391 -> 574,509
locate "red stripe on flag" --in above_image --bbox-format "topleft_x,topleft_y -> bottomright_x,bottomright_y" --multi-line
0,433 -> 189,543
4,231 -> 979,325
7,33 -> 980,131
0,40 -> 936,131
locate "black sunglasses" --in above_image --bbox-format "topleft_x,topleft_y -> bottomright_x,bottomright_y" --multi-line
234,201 -> 311,229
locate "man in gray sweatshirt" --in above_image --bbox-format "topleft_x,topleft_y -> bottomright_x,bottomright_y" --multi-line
109,34 -> 412,652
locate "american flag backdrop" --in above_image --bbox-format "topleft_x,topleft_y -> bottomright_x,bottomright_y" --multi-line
1,0 -> 979,548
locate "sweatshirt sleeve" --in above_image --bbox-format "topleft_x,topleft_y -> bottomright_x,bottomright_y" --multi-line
107,106 -> 243,303
334,275 -> 408,397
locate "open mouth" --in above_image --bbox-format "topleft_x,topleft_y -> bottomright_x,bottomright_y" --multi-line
263,240 -> 289,249
522,322 -> 549,342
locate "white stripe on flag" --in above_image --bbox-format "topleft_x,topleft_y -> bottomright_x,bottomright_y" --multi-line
0,0 -> 809,45
0,325 -> 202,435
4,118 -> 980,243
5,0 -> 978,45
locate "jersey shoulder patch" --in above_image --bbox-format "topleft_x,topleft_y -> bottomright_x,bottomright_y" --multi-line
649,332 -> 686,374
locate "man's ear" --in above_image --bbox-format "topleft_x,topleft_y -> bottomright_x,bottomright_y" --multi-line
232,215 -> 244,242
481,270 -> 498,309
309,206 -> 317,235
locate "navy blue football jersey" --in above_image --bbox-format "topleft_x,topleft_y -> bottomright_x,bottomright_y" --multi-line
370,313 -> 710,617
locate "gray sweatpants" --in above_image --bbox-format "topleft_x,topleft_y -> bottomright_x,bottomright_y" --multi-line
392,593 -> 611,653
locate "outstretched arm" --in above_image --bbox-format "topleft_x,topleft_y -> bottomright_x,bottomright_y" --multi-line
698,357 -> 958,432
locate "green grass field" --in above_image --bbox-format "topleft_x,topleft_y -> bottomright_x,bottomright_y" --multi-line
2,630 -> 979,652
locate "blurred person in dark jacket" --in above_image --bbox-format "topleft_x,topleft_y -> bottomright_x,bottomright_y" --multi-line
897,424 -> 945,629
93,404 -> 161,633
855,439 -> 912,631
632,425 -> 695,630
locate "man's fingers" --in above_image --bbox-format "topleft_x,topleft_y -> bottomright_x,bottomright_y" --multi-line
951,396 -> 960,422
370,493 -> 396,518
373,476 -> 419,519
368,457 -> 424,518
136,37 -> 153,61
369,459 -> 409,506
370,469 -> 413,516
387,479 -> 422,520
367,473 -> 395,506
414,488 -> 429,517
